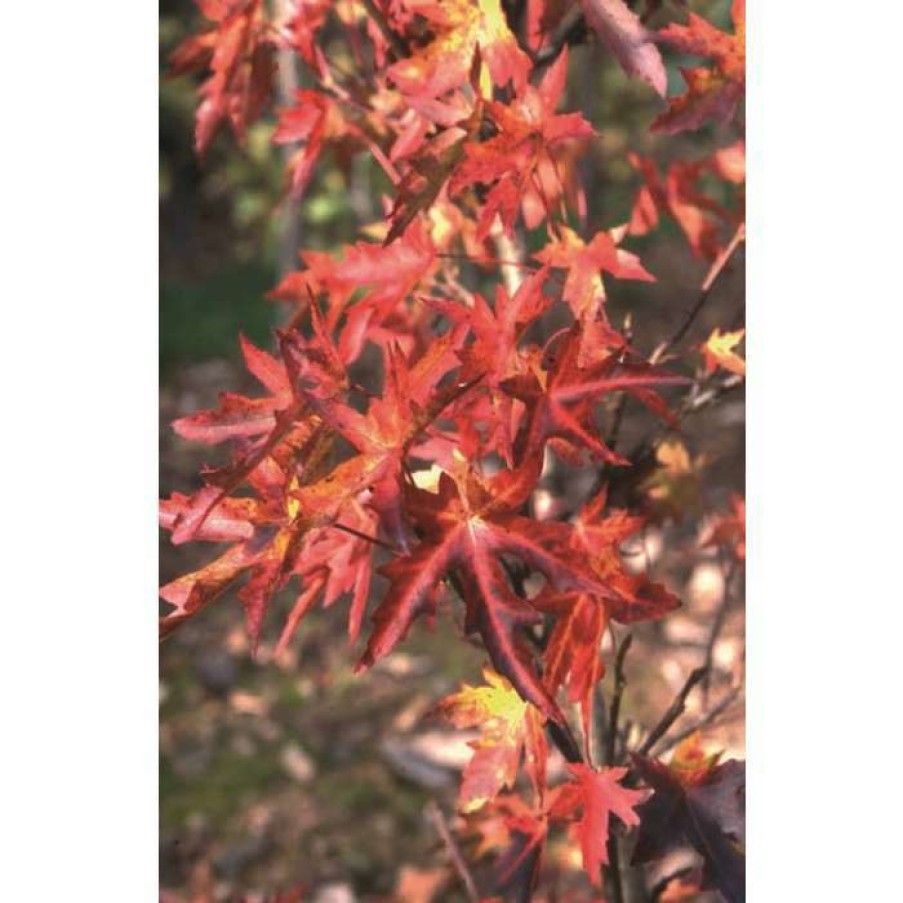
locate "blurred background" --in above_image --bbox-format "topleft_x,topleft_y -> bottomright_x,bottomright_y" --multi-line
159,2 -> 743,900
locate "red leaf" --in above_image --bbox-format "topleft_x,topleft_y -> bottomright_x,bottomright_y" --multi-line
437,668 -> 548,812
550,764 -> 646,886
653,1 -> 745,135
359,468 -> 619,722
170,0 -> 274,156
579,0 -> 667,96
632,738 -> 746,902
387,0 -> 532,100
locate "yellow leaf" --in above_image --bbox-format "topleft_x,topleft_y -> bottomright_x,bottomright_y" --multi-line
701,327 -> 745,376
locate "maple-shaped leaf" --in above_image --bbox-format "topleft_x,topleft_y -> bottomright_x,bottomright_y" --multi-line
358,467 -> 618,722
628,147 -> 745,260
534,225 -> 654,364
579,0 -> 667,96
273,222 -> 441,351
540,490 -> 680,747
285,0 -> 330,75
386,126 -> 473,244
161,319 -> 380,644
549,764 -> 645,887
429,266 -> 552,464
165,333 -> 316,549
160,456 -> 306,644
642,438 -> 706,522
566,489 -> 675,623
654,0 -> 745,135
701,327 -> 746,376
436,668 -> 548,813
388,0 -> 532,100
450,48 -> 595,239
467,793 -> 549,897
170,0 -> 275,156
329,227 -> 439,316
632,736 -> 746,903
273,90 -> 362,199
172,335 -> 293,445
503,326 -> 686,468
161,443 -> 382,651
319,336 -> 467,544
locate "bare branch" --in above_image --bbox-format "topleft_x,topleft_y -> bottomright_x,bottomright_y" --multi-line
426,800 -> 480,903
653,683 -> 743,757
701,555 -> 739,703
651,222 -> 746,364
605,632 -> 634,765
638,665 -> 709,756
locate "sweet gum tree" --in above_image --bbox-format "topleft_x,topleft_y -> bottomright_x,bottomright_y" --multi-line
161,1 -> 746,899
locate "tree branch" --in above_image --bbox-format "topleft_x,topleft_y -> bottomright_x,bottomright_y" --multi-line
638,665 -> 709,756
426,800 -> 479,903
701,555 -> 739,703
605,632 -> 634,765
651,222 -> 746,364
548,719 -> 584,764
653,683 -> 743,757
601,632 -> 633,903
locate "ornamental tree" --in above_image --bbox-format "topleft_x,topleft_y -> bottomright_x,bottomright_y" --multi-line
161,1 -> 746,900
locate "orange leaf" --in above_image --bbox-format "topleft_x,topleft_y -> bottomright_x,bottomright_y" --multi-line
550,764 -> 646,886
654,1 -> 745,135
437,668 -> 548,813
701,327 -> 746,376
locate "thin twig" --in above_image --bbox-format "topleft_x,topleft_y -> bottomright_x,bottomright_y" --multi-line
607,834 -> 626,903
603,316 -> 635,454
331,521 -> 399,554
653,684 -> 743,757
701,556 -> 739,703
549,719 -> 584,764
425,800 -> 480,903
592,677 -> 609,766
605,633 -> 634,765
678,373 -> 744,418
602,633 -> 633,903
638,666 -> 709,756
651,222 -> 746,364
592,372 -> 743,511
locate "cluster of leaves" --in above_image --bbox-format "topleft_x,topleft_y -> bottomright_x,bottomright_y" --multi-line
163,1 -> 745,900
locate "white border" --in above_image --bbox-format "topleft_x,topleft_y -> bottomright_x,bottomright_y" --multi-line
3,2 -> 158,898
749,0 -> 903,897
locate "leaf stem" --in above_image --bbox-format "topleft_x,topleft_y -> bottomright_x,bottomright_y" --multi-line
331,521 -> 399,554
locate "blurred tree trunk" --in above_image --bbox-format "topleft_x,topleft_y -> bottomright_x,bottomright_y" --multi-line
273,0 -> 302,280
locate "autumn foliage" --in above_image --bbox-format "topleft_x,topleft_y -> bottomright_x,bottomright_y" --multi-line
162,1 -> 746,900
